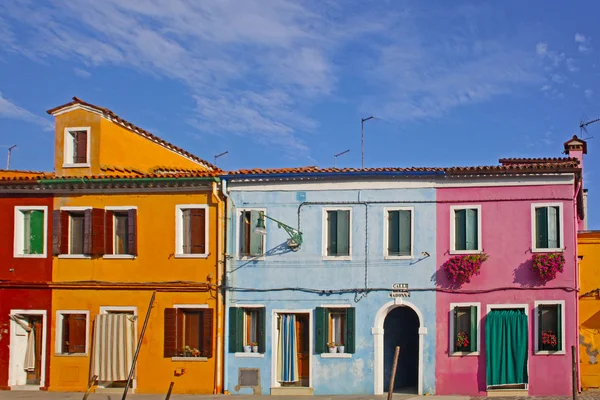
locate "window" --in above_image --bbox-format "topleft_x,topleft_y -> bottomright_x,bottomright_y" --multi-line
315,307 -> 355,354
14,206 -> 47,257
238,210 -> 264,258
450,304 -> 479,354
385,208 -> 413,257
533,204 -> 563,251
53,208 -> 104,256
176,205 -> 208,257
535,302 -> 564,353
105,208 -> 137,256
164,307 -> 213,358
56,311 -> 89,355
451,206 -> 481,253
63,127 -> 90,167
228,307 -> 266,353
324,209 -> 351,258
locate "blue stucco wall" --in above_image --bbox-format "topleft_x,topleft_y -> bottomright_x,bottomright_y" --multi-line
224,183 -> 437,395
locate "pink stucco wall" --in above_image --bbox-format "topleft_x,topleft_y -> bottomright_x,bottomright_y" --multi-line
435,183 -> 578,396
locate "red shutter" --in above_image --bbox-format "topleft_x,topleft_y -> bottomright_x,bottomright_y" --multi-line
75,131 -> 87,163
127,209 -> 137,256
105,210 -> 114,255
202,309 -> 214,358
164,308 -> 178,358
68,314 -> 87,353
52,210 -> 62,256
91,208 -> 104,255
190,209 -> 206,254
60,211 -> 69,254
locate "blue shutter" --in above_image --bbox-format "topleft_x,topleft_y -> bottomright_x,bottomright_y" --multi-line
388,211 -> 400,255
345,308 -> 356,354
315,307 -> 327,353
536,207 -> 549,248
455,209 -> 466,250
327,211 -> 338,256
336,210 -> 350,256
398,210 -> 411,256
249,210 -> 264,256
465,209 -> 478,251
548,207 -> 559,248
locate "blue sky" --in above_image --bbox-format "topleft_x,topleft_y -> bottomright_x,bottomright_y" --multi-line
0,1 -> 598,228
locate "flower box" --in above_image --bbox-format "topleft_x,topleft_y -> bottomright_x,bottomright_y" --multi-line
443,253 -> 488,285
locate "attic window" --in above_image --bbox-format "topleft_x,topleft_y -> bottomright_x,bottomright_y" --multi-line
64,127 -> 90,167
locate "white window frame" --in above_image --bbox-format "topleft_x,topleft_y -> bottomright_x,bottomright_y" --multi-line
449,205 -> 483,255
534,300 -> 566,355
236,208 -> 267,261
322,207 -> 353,261
175,204 -> 209,258
58,206 -> 92,259
449,302 -> 481,356
171,304 -> 210,361
383,207 -> 414,259
13,206 -> 48,258
234,304 -> 265,358
103,206 -> 137,259
54,310 -> 90,356
63,127 -> 91,168
531,203 -> 564,253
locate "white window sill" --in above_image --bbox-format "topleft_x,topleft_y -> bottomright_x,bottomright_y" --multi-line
451,351 -> 480,357
320,353 -> 352,358
384,255 -> 414,260
449,250 -> 483,255
171,357 -> 208,362
234,352 -> 265,358
54,353 -> 88,357
322,256 -> 352,261
174,254 -> 209,259
531,248 -> 564,253
62,163 -> 91,168
103,255 -> 136,259
14,254 -> 47,259
238,255 -> 266,261
535,350 -> 566,355
58,254 -> 91,259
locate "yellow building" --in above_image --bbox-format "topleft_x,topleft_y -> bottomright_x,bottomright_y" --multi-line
44,98 -> 225,394
579,230 -> 600,390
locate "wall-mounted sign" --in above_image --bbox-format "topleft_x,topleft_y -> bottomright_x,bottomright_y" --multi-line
389,283 -> 410,298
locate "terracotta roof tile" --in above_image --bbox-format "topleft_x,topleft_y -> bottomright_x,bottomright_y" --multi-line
99,165 -> 146,175
47,97 -> 220,171
151,166 -> 210,175
0,171 -> 219,183
498,157 -> 577,165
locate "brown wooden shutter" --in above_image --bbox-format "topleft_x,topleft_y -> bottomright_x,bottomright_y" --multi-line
52,210 -> 62,255
182,209 -> 191,254
202,308 -> 214,358
68,314 -> 87,353
75,131 -> 87,163
61,314 -> 71,353
60,211 -> 69,254
105,210 -> 114,255
83,209 -> 92,254
190,208 -> 206,254
91,208 -> 104,255
127,209 -> 137,256
164,308 -> 178,357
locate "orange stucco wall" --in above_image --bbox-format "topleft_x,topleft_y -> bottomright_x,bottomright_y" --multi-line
579,231 -> 600,390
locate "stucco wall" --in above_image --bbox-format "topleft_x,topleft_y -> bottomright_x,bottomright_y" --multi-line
224,183 -> 437,395
435,184 -> 578,396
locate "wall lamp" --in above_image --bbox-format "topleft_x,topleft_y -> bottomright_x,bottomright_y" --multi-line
253,211 -> 303,251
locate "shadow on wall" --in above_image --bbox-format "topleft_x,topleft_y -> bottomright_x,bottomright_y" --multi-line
512,259 -> 546,288
431,266 -> 462,290
228,242 -> 293,274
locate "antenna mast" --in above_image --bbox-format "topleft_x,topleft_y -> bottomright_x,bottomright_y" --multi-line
579,118 -> 599,139
6,145 -> 16,170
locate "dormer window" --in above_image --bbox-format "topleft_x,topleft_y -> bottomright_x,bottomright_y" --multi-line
64,127 -> 90,167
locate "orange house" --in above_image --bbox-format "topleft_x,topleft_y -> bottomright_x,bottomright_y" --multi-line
44,98 -> 225,394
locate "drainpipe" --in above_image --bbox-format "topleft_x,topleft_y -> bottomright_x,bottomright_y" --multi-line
212,181 -> 225,394
573,178 -> 582,391
220,178 -> 231,393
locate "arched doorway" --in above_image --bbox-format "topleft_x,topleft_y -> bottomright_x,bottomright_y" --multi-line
383,307 -> 419,393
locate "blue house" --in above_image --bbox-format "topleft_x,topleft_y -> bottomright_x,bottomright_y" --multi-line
222,168 -> 440,395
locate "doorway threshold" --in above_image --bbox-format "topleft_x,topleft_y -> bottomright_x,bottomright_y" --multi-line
487,389 -> 528,397
10,385 -> 40,391
96,387 -> 135,394
271,386 -> 314,396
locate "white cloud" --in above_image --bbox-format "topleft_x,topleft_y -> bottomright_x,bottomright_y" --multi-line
575,33 -> 592,53
0,91 -> 53,131
566,58 -> 579,72
585,89 -> 594,98
536,42 -> 548,56
541,84 -> 552,91
74,68 -> 91,78
551,74 -> 566,84
542,131 -> 553,145
575,33 -> 587,43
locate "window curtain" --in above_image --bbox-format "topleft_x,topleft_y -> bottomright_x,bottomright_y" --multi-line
277,314 -> 298,383
486,309 -> 528,387
9,315 -> 35,371
92,314 -> 136,382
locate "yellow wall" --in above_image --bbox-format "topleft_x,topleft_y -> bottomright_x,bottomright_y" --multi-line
52,108 -> 208,177
579,231 -> 600,390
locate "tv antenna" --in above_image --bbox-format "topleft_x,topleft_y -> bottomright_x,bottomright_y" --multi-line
334,149 -> 350,168
6,145 -> 17,170
213,151 -> 228,166
579,117 -> 598,140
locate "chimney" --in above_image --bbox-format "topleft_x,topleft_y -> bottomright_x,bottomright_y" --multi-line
563,135 -> 587,230
563,134 -> 587,169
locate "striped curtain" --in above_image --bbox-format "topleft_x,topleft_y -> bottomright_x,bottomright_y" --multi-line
92,314 -> 136,382
277,314 -> 298,383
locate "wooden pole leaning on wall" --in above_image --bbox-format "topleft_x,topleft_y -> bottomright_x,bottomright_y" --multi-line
82,375 -> 98,400
165,382 -> 175,400
572,345 -> 578,400
387,346 -> 401,400
122,291 -> 156,400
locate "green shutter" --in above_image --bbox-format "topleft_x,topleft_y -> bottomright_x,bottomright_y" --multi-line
327,211 -> 338,256
228,307 -> 244,353
548,207 -> 559,248
536,207 -> 548,248
345,307 -> 356,354
388,211 -> 400,255
537,306 -> 543,351
453,308 -> 459,352
257,307 -> 266,353
465,209 -> 478,251
315,307 -> 328,353
399,210 -> 411,256
556,304 -> 562,351
249,211 -> 264,256
469,306 -> 478,352
455,209 -> 466,250
29,210 -> 44,255
336,210 -> 350,256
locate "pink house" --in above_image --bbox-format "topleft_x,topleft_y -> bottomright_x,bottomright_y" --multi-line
435,136 -> 587,396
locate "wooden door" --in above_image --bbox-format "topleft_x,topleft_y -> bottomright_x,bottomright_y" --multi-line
26,317 -> 43,385
296,314 -> 309,387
